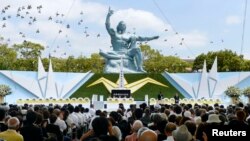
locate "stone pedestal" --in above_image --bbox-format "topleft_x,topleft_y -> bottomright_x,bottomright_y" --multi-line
102,56 -> 138,73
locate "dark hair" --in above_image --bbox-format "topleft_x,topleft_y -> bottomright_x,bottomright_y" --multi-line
35,112 -> 43,125
201,113 -> 208,122
173,105 -> 182,114
63,110 -> 69,121
157,119 -> 168,133
134,108 -> 143,120
109,111 -> 120,122
43,110 -> 50,119
26,111 -> 37,124
196,123 -> 206,141
236,110 -> 246,121
68,105 -> 74,113
185,121 -> 196,136
49,114 -> 57,124
92,117 -> 109,136
96,110 -> 102,116
168,114 -> 176,123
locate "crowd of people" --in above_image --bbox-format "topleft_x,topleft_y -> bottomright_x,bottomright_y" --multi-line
0,100 -> 249,141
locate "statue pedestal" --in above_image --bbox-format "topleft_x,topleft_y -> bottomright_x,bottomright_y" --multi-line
103,56 -> 138,73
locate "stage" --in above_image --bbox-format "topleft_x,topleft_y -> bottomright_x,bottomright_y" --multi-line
14,97 -> 233,112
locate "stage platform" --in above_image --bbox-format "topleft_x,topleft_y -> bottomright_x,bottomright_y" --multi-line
15,97 -> 225,112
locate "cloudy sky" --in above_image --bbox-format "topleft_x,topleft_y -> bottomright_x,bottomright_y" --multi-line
0,0 -> 249,59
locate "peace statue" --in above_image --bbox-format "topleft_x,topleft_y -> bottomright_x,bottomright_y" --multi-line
100,7 -> 159,73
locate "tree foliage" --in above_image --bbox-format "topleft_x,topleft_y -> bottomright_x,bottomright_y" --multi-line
1,39 -> 250,73
193,49 -> 245,72
13,41 -> 44,59
0,44 -> 17,70
141,45 -> 191,73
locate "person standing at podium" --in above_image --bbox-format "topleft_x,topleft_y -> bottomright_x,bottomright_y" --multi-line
157,91 -> 163,100
174,93 -> 180,104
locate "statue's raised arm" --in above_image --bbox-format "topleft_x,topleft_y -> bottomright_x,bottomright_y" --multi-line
137,35 -> 159,42
105,7 -> 115,36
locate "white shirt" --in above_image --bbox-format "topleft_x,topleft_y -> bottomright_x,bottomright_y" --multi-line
54,117 -> 67,132
163,136 -> 174,141
68,113 -> 79,127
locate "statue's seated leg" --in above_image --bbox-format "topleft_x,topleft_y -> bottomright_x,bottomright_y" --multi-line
127,48 -> 146,73
100,50 -> 120,59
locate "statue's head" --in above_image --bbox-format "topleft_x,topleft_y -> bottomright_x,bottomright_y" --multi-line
116,21 -> 126,34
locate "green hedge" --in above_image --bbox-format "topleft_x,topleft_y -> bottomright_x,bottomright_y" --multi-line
71,73 -> 183,101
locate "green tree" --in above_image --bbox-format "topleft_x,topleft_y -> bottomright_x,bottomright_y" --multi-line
243,60 -> 250,70
141,44 -> 190,73
193,49 -> 244,72
0,44 -> 17,70
89,53 -> 104,73
13,41 -> 44,59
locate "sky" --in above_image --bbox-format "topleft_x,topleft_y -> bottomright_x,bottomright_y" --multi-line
0,0 -> 249,59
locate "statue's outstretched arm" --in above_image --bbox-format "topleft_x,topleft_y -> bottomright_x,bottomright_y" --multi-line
105,7 -> 115,36
137,36 -> 159,42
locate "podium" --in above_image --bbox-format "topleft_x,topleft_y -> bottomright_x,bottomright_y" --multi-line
111,89 -> 131,98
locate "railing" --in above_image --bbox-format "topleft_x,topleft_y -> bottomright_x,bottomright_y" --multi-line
16,97 -> 91,105
149,98 -> 222,105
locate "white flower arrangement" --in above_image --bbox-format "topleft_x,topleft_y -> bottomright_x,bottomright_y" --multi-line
225,86 -> 241,97
242,87 -> 250,97
0,84 -> 11,96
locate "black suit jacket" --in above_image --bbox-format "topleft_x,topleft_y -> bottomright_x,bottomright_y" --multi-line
20,123 -> 43,141
46,124 -> 63,141
0,123 -> 8,132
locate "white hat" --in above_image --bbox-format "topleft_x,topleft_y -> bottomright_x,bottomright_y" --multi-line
195,116 -> 201,125
173,125 -> 192,141
112,126 -> 122,141
206,114 -> 221,123
133,120 -> 143,132
184,111 -> 192,118
154,104 -> 161,109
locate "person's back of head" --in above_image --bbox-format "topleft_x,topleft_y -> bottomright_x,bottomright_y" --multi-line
35,112 -> 44,125
7,117 -> 20,130
112,126 -> 122,141
144,108 -> 151,116
157,119 -> 168,134
172,125 -> 192,141
26,110 -> 37,124
152,113 -> 163,124
53,109 -> 60,117
132,120 -> 143,132
49,114 -> 57,124
139,129 -> 157,141
173,105 -> 182,114
109,111 -> 120,122
184,121 -> 196,136
134,108 -> 143,120
236,110 -> 246,122
96,110 -> 102,116
165,122 -> 177,135
92,117 -> 109,136
68,105 -> 74,113
168,114 -> 176,123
